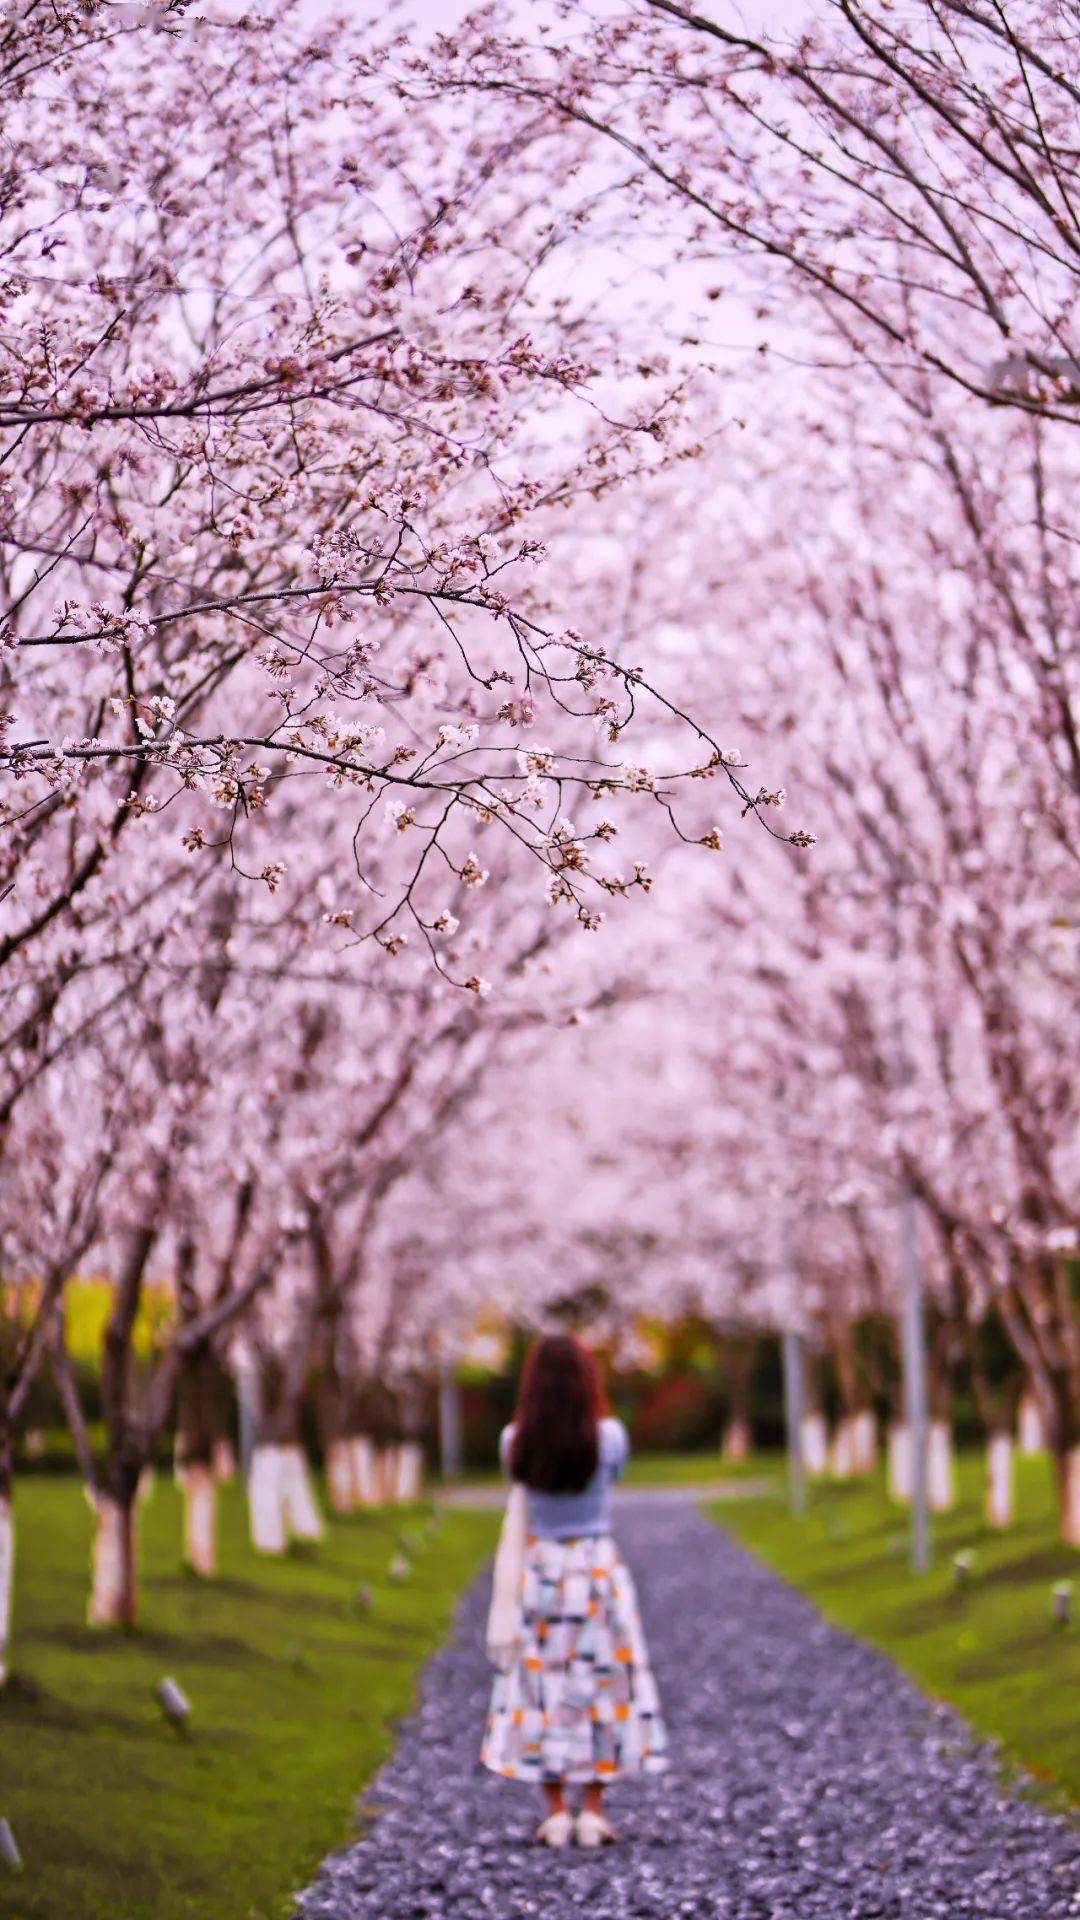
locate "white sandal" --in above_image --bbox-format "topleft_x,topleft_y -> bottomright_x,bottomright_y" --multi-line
536,1810 -> 574,1849
576,1809 -> 617,1848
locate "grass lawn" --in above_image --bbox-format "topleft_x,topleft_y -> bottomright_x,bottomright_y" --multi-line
447,1449 -> 779,1493
624,1449 -> 777,1487
714,1449 -> 1080,1804
1,1475 -> 497,1920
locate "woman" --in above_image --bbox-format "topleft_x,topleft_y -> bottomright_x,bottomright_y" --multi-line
480,1333 -> 668,1848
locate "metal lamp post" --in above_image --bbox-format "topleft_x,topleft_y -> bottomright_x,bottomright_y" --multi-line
782,1327 -> 808,1519
898,1172 -> 930,1572
892,866 -> 931,1574
438,1358 -> 463,1482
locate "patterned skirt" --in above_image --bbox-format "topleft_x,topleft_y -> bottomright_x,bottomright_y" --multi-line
480,1533 -> 669,1784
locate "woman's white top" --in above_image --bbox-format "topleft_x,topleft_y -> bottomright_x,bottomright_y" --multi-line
499,1416 -> 630,1538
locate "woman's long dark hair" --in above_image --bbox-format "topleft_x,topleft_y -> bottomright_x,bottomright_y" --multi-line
510,1334 -> 605,1493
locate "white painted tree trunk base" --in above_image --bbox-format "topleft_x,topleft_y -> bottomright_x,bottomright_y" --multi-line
248,1444 -> 287,1554
350,1436 -> 379,1507
326,1438 -> 357,1513
1059,1447 -> 1080,1548
986,1433 -> 1014,1529
396,1441 -> 423,1503
852,1411 -> 878,1475
280,1444 -> 323,1540
888,1423 -> 912,1502
721,1417 -> 751,1463
88,1496 -> 135,1626
184,1464 -> 217,1575
829,1419 -> 855,1478
928,1420 -> 954,1512
377,1445 -> 399,1505
1018,1392 -> 1046,1457
0,1497 -> 13,1687
801,1413 -> 829,1479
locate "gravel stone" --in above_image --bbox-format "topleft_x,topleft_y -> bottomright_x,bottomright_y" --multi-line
295,1499 -> 1080,1920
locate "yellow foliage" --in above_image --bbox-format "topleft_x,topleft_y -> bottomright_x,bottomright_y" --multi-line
49,1277 -> 176,1362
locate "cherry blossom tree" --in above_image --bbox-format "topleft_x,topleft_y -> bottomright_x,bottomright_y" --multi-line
428,1 -> 1080,420
657,356 -> 1080,1531
0,0 -> 826,1646
1,1 -> 802,979
5,0 -> 1080,1700
0,1040 -> 130,1674
516,294 -> 1077,1532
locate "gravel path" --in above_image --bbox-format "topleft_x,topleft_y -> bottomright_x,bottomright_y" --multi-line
296,1500 -> 1080,1920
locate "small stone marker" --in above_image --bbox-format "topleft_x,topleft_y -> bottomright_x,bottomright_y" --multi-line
154,1676 -> 191,1729
0,1819 -> 22,1870
1051,1579 -> 1073,1628
952,1550 -> 975,1590
389,1553 -> 410,1582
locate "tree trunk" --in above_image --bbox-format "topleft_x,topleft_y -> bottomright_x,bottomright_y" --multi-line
248,1443 -> 288,1554
887,1421 -> 911,1502
396,1440 -> 423,1503
961,1296 -> 1022,1531
997,1260 -> 1080,1543
248,1440 -> 323,1549
212,1437 -> 237,1481
351,1435 -> 379,1507
828,1417 -> 855,1478
720,1333 -> 757,1461
315,1357 -> 362,1513
800,1412 -> 829,1478
852,1410 -> 877,1474
1055,1446 -> 1080,1548
1017,1389 -> 1046,1455
177,1338 -> 232,1466
927,1418 -> 954,1512
828,1316 -> 876,1477
93,1219 -> 158,1627
1028,1343 -> 1080,1545
183,1463 -> 217,1576
986,1429 -> 1014,1529
376,1443 -> 399,1504
49,1322 -> 99,1489
88,1492 -> 138,1628
325,1437 -> 357,1514
0,1433 -> 13,1687
314,1338 -> 355,1512
721,1415 -> 752,1462
280,1444 -> 323,1540
248,1356 -> 306,1550
176,1338 -> 235,1576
